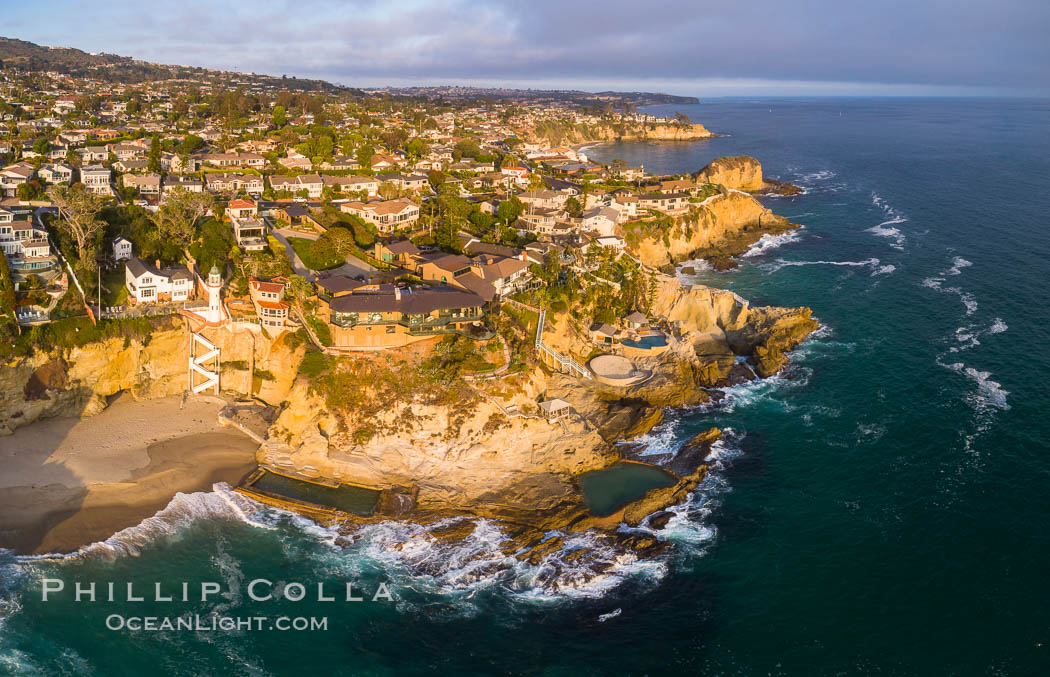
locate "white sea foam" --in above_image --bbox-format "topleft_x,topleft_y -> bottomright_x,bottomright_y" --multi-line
868,193 -> 908,249
597,608 -> 622,622
18,484 -> 272,563
740,229 -> 803,258
922,256 -> 978,315
866,224 -> 906,250
948,257 -> 972,275
764,257 -> 892,276
941,361 -> 1010,411
950,318 -> 1008,353
675,258 -> 713,279
796,169 -> 836,183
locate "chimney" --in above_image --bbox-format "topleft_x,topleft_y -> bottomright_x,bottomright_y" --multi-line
155,259 -> 161,269
394,287 -> 401,301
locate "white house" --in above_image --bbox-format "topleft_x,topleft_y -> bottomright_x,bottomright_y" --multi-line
249,277 -> 290,336
80,165 -> 112,196
38,163 -> 74,185
595,236 -> 626,251
581,206 -> 619,237
113,236 -> 133,261
125,257 -> 194,303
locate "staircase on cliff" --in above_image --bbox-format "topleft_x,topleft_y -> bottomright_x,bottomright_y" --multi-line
188,332 -> 220,394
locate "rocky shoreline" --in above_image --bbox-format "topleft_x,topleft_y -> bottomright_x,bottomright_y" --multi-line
0,153 -> 819,568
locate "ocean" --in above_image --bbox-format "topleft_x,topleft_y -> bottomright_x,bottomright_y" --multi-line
3,97 -> 1050,676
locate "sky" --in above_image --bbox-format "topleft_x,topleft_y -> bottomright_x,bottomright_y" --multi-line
3,0 -> 1049,97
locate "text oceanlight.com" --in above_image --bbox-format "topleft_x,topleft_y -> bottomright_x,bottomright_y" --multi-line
105,614 -> 329,632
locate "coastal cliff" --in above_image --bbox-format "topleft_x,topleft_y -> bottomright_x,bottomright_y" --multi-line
528,120 -> 715,146
693,155 -> 802,195
261,277 -> 816,529
0,321 -> 301,435
625,189 -> 795,270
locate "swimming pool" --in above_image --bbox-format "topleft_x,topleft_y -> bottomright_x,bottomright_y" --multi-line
248,470 -> 381,516
579,462 -> 677,516
620,334 -> 668,350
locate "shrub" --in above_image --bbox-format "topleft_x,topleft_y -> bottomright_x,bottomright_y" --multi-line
298,349 -> 331,378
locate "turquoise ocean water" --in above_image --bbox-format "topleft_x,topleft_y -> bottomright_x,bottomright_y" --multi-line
2,98 -> 1049,675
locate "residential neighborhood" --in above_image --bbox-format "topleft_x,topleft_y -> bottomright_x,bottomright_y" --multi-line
0,55 -> 727,374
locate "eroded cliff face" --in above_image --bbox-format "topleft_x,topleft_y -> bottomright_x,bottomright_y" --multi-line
630,190 -> 793,269
650,277 -> 819,377
616,122 -> 714,141
266,379 -> 614,527
0,323 -> 302,434
694,155 -> 767,191
693,155 -> 802,195
528,121 -> 715,146
265,272 -> 817,527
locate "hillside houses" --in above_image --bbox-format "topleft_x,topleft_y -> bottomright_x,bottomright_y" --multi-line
0,211 -> 58,282
0,168 -> 32,199
202,152 -> 266,169
248,277 -> 290,336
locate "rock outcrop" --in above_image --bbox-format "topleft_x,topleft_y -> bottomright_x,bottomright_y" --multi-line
628,189 -> 795,270
694,155 -> 801,195
650,277 -> 819,378
528,121 -> 716,146
266,380 -> 614,528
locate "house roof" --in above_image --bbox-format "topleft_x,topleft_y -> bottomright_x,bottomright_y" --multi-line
383,239 -> 420,256
125,256 -> 191,281
250,278 -> 284,294
453,271 -> 496,302
475,256 -> 529,281
329,285 -> 483,314
538,398 -> 571,414
315,276 -> 367,296
625,311 -> 649,324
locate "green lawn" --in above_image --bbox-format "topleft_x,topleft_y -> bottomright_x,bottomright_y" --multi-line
100,269 -> 129,307
286,237 -> 343,271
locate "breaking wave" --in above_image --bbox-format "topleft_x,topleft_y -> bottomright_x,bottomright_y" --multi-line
18,485 -> 278,564
764,257 -> 894,276
741,229 -> 803,258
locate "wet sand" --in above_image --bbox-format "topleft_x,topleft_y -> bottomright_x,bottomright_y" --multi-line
0,397 -> 259,555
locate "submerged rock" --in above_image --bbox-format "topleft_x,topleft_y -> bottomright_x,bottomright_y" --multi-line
647,511 -> 674,530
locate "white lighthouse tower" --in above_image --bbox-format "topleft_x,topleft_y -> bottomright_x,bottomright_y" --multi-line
203,263 -> 225,324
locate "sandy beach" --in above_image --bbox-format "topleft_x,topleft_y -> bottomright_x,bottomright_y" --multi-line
0,396 -> 259,555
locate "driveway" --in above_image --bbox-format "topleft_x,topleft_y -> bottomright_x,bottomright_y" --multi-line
269,228 -> 316,281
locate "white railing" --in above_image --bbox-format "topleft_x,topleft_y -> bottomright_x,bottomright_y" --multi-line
188,332 -> 220,394
534,308 -> 591,379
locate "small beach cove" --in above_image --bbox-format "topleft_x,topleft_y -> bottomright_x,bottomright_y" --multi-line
0,395 -> 258,555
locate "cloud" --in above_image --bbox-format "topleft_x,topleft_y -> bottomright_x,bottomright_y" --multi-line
6,0 -> 1049,93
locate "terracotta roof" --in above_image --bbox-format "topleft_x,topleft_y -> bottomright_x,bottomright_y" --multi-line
250,279 -> 284,294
